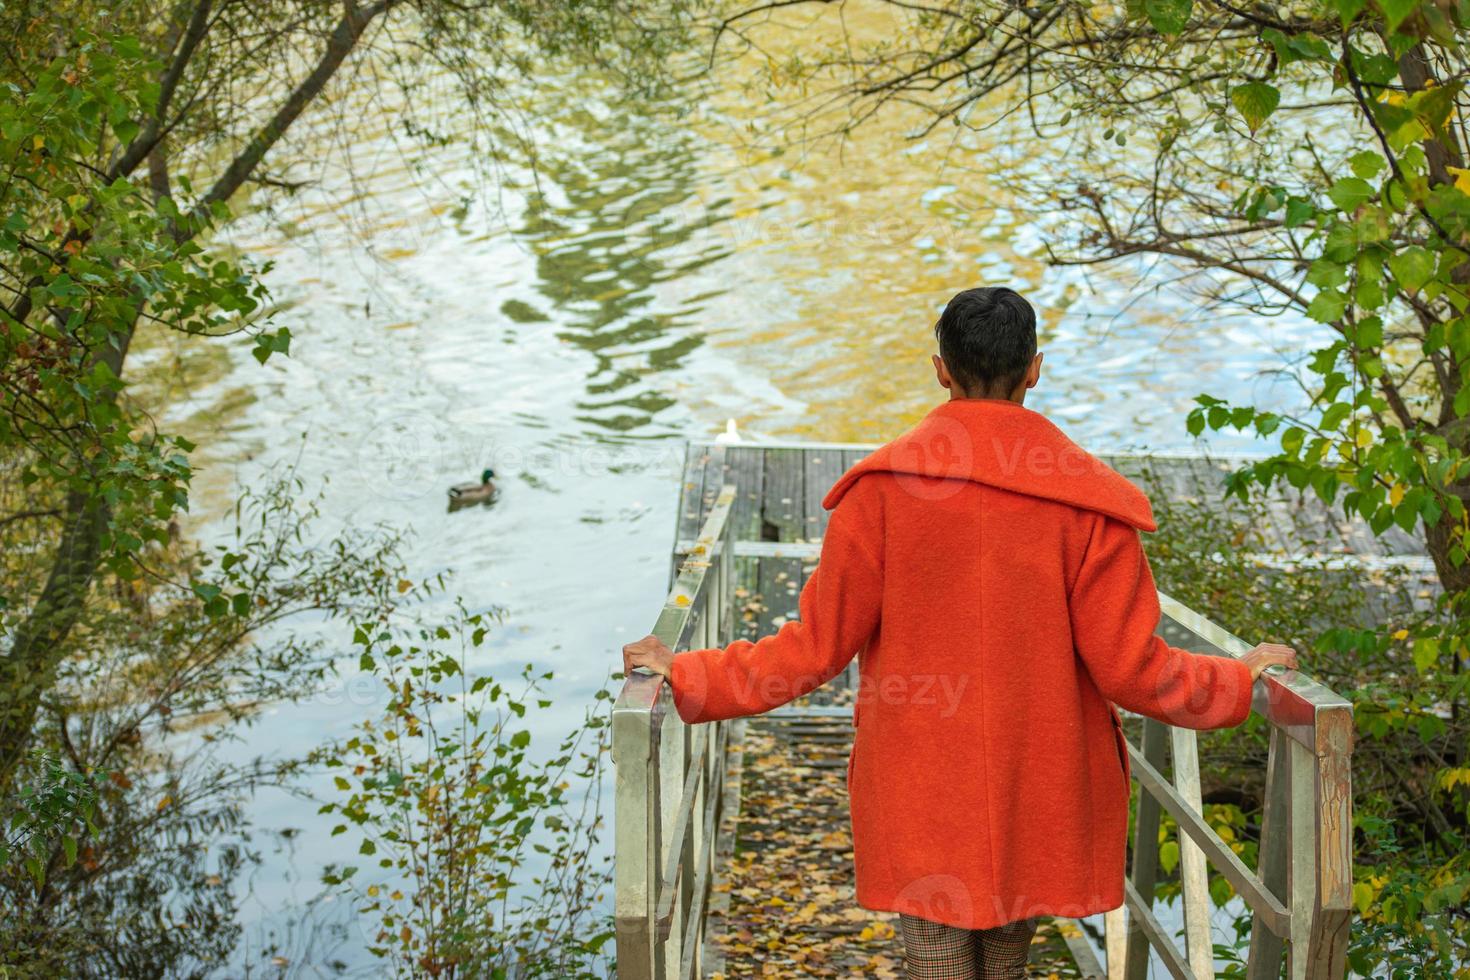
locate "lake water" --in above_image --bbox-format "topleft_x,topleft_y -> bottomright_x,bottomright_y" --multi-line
127,6 -> 1329,974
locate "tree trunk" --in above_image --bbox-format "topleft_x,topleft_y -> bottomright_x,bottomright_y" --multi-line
0,491 -> 108,787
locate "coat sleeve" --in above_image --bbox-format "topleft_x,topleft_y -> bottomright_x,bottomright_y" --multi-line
669,487 -> 883,724
1069,515 -> 1254,730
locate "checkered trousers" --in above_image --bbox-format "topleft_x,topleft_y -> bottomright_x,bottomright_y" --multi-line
898,914 -> 1039,980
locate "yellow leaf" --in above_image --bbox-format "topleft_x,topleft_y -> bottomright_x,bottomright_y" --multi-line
156,795 -> 172,811
674,594 -> 690,607
1353,880 -> 1375,915
1390,483 -> 1406,507
1393,629 -> 1409,641
367,885 -> 380,897
396,579 -> 412,593
1448,166 -> 1470,196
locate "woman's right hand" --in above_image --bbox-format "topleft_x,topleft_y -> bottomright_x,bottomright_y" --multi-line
1243,642 -> 1298,680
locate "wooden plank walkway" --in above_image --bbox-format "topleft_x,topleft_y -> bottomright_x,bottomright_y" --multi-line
669,438 -> 1413,978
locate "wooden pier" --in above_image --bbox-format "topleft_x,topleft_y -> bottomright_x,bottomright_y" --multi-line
613,439 -> 1410,979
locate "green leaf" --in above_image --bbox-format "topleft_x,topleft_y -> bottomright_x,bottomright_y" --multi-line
1321,402 -> 1352,430
1356,276 -> 1385,310
1144,0 -> 1192,34
1284,197 -> 1316,228
1230,82 -> 1281,134
1417,714 -> 1445,742
1378,0 -> 1420,31
1348,151 -> 1386,179
1306,259 -> 1347,288
1323,222 -> 1358,262
1387,246 -> 1436,292
1306,288 -> 1349,323
1281,426 -> 1306,455
1412,638 -> 1440,673
1260,28 -> 1333,64
1159,839 -> 1180,874
1328,177 -> 1374,212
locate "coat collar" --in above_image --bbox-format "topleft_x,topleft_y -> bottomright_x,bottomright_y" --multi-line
822,399 -> 1156,531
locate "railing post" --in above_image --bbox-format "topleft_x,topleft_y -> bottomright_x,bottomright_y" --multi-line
615,485 -> 735,980
1286,736 -> 1316,980
1246,727 -> 1289,980
1170,726 -> 1215,980
1301,707 -> 1354,979
1124,717 -> 1169,980
1104,907 -> 1126,980
613,677 -> 663,980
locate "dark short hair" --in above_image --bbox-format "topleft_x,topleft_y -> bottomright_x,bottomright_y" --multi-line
934,287 -> 1037,397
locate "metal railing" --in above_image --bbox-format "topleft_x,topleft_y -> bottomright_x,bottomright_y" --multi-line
613,485 -> 736,980
1101,593 -> 1354,980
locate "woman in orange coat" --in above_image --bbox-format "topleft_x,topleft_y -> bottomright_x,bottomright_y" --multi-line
623,287 -> 1296,980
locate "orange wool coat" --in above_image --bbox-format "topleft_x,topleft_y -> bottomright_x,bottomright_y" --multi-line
669,398 -> 1255,930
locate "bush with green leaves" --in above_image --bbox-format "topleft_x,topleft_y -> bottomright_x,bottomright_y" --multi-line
316,607 -> 614,979
1141,465 -> 1464,976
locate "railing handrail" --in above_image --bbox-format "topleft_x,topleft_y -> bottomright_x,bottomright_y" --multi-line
1158,591 -> 1355,756
1110,593 -> 1356,980
613,484 -> 736,980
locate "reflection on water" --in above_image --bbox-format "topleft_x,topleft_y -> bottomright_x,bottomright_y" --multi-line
511,100 -> 732,433
120,6 -> 1330,973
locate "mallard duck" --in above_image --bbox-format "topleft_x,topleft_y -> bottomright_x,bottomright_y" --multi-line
448,468 -> 497,507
